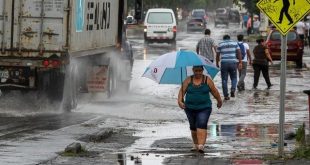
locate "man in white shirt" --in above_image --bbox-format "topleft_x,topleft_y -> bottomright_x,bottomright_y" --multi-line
296,21 -> 306,47
236,34 -> 252,91
305,16 -> 310,48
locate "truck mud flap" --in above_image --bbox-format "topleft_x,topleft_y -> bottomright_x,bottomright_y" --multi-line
37,69 -> 65,100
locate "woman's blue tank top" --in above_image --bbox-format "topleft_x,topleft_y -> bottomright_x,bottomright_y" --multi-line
185,76 -> 212,110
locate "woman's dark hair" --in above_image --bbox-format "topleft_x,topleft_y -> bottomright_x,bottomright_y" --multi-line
256,38 -> 264,44
193,65 -> 203,69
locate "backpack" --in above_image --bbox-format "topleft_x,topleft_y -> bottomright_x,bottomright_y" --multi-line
238,42 -> 246,60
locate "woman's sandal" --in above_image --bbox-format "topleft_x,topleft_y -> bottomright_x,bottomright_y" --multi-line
197,144 -> 205,154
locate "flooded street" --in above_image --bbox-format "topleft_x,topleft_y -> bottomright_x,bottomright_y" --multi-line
0,19 -> 310,165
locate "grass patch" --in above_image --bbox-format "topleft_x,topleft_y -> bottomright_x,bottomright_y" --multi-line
293,147 -> 310,159
60,147 -> 90,157
262,154 -> 280,161
292,124 -> 310,159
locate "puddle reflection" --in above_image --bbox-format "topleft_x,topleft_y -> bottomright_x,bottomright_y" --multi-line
117,153 -> 165,165
209,123 -> 293,139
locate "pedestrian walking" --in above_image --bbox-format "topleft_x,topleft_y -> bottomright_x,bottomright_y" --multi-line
276,0 -> 294,25
247,16 -> 252,35
296,20 -> 306,47
253,16 -> 261,34
216,35 -> 242,100
252,39 -> 273,89
196,29 -> 217,63
237,34 -> 252,91
242,13 -> 249,29
178,65 -> 222,153
306,15 -> 310,48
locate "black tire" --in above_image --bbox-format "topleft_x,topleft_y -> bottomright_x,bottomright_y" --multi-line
296,58 -> 303,68
171,40 -> 176,49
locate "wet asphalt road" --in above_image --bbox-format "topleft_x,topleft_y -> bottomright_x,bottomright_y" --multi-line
0,20 -> 310,165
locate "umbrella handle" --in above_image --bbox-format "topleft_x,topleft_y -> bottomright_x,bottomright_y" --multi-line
181,68 -> 183,99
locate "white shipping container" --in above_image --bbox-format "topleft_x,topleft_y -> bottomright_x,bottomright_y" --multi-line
0,0 -> 120,58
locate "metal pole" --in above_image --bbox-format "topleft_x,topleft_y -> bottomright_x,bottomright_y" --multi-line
278,34 -> 287,157
303,90 -> 310,130
181,67 -> 183,98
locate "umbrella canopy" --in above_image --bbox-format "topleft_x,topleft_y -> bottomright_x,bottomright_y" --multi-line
142,50 -> 219,84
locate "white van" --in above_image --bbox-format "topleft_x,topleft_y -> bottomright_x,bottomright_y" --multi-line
143,8 -> 177,45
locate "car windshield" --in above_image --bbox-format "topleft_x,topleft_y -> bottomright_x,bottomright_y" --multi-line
147,12 -> 173,24
192,11 -> 205,17
270,31 -> 297,41
127,17 -> 133,21
230,11 -> 239,16
216,9 -> 226,14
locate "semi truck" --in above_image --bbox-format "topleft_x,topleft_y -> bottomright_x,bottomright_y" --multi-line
0,0 -> 132,111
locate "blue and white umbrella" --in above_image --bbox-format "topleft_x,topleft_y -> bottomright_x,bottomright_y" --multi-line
142,50 -> 219,84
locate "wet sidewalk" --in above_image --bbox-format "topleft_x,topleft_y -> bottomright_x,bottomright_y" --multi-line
122,120 -> 310,165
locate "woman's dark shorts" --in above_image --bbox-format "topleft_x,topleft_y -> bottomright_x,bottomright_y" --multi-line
184,107 -> 212,131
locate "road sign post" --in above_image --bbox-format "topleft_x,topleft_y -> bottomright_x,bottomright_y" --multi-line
279,34 -> 287,157
257,0 -> 310,158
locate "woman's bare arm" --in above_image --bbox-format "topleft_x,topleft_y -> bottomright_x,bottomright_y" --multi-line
178,77 -> 190,109
207,77 -> 222,108
264,48 -> 273,64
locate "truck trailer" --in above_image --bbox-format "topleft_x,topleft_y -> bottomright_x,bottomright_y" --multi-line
0,0 -> 131,111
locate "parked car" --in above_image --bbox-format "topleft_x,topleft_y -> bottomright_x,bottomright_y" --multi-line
214,8 -> 229,27
143,8 -> 177,46
266,29 -> 304,68
191,9 -> 208,25
187,17 -> 206,33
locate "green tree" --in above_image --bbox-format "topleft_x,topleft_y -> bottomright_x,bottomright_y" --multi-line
128,0 -> 235,15
233,0 -> 260,14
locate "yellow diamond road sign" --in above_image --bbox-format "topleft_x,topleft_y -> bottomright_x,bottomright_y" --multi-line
257,0 -> 310,35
